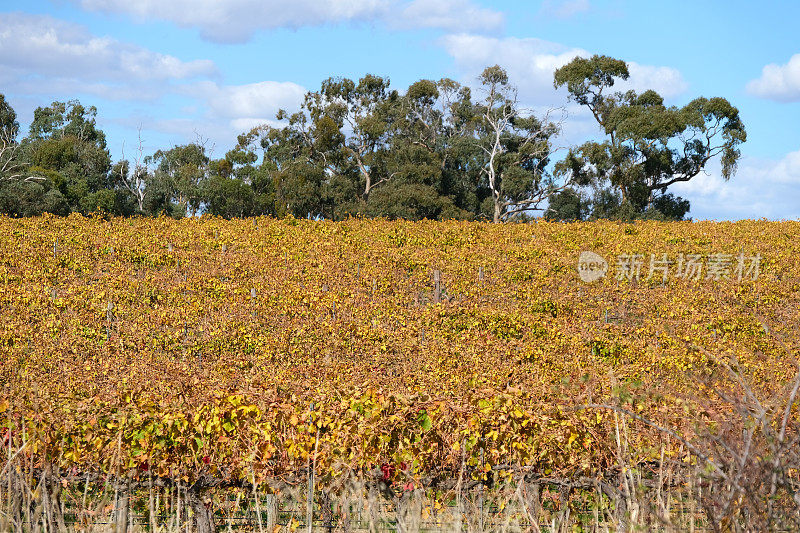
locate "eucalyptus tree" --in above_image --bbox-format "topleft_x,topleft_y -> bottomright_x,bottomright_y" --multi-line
240,74 -> 400,219
20,99 -> 127,215
303,74 -> 398,206
23,99 -> 114,213
200,127 -> 279,218
0,94 -> 70,216
554,55 -> 746,219
145,143 -> 209,217
261,110 -> 338,218
475,65 -> 565,222
111,129 -> 149,213
369,78 -> 475,220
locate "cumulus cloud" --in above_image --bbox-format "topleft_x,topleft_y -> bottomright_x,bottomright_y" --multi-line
395,0 -> 504,33
747,54 -> 800,102
618,62 -> 688,99
189,80 -> 306,122
671,150 -> 800,221
114,79 -> 307,157
139,79 -> 309,150
76,0 -> 504,43
0,13 -> 216,83
107,79 -> 308,155
440,34 -> 688,106
440,34 -> 587,105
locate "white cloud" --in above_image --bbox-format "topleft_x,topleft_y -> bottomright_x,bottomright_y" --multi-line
671,150 -> 800,221
440,34 -> 587,105
76,0 -> 504,43
541,0 -> 590,18
440,34 -> 688,106
747,54 -> 800,102
138,79 -> 308,150
6,77 -> 165,102
396,0 -> 504,33
189,79 -> 306,121
108,80 -> 307,156
619,62 -> 688,99
0,13 -> 216,83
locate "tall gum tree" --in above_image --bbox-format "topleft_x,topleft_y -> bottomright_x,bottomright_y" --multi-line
553,55 -> 746,218
23,99 -> 114,213
305,74 -> 397,205
145,143 -> 209,217
476,65 -> 566,222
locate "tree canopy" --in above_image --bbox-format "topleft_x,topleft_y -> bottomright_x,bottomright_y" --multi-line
0,57 -> 746,221
550,55 -> 746,221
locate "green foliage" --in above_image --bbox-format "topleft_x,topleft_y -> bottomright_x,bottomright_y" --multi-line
21,99 -> 113,214
544,188 -> 587,221
145,143 -> 209,217
203,175 -> 258,219
0,94 -> 19,139
0,60 -> 747,222
476,65 -> 561,222
554,55 -> 746,221
0,178 -> 69,217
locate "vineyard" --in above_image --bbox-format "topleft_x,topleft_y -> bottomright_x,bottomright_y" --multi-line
2,215 -> 800,531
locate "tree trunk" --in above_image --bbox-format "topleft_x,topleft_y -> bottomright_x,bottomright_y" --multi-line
522,481 -> 541,528
264,492 -> 278,532
321,490 -> 334,532
359,161 -> 372,203
188,490 -> 216,533
493,198 -> 502,223
114,480 -> 129,533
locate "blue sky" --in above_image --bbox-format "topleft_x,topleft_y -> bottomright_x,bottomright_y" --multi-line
2,0 -> 799,220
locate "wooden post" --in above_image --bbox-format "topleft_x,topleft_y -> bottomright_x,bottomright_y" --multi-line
372,278 -> 377,299
433,269 -> 442,304
264,493 -> 277,533
221,243 -> 227,253
478,266 -> 484,282
168,243 -> 174,252
53,238 -> 58,257
114,479 -> 130,533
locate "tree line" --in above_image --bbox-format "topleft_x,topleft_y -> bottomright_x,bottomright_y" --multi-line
0,55 -> 746,222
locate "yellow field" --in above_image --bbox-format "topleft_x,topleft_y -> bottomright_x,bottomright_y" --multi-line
2,215 -> 798,487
